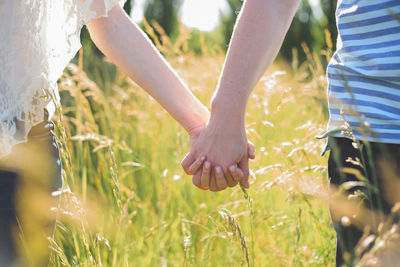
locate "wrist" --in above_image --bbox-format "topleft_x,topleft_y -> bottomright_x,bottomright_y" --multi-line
186,121 -> 206,137
210,94 -> 246,124
184,106 -> 209,137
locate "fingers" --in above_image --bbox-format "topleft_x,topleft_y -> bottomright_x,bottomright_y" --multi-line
200,161 -> 211,189
191,160 -> 229,192
238,158 -> 250,189
192,171 -> 202,189
209,169 -> 218,192
229,165 -> 245,184
189,159 -> 236,192
202,164 -> 229,192
189,156 -> 206,175
215,167 -> 228,191
247,141 -> 255,160
181,152 -> 196,175
224,168 -> 238,188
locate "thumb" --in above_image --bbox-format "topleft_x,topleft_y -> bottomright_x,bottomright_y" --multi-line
247,141 -> 255,160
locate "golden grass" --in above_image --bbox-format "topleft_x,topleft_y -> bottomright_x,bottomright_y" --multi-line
41,39 -> 341,266
3,22 -> 397,267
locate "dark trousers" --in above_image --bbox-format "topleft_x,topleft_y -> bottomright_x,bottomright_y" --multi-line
0,118 -> 62,266
328,137 -> 400,266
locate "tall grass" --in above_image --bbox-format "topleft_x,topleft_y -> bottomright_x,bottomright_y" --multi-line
46,25 -> 338,266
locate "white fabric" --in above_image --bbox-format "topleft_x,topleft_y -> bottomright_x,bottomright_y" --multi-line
0,0 -> 126,157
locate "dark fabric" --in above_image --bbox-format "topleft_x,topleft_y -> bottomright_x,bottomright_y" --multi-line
0,114 -> 62,266
0,174 -> 19,266
328,137 -> 400,267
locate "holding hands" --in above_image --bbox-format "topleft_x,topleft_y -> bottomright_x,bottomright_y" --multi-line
88,0 -> 300,194
180,0 -> 300,192
182,100 -> 255,192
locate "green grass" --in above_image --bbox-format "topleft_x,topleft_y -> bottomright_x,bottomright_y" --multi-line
43,44 -> 337,267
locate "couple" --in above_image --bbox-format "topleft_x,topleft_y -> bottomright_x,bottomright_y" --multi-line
2,0 -> 400,266
1,0 -> 285,264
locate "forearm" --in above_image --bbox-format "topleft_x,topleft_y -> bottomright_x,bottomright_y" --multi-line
87,6 -> 209,134
211,0 -> 300,120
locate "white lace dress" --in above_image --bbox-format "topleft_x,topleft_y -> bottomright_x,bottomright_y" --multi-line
0,0 -> 126,157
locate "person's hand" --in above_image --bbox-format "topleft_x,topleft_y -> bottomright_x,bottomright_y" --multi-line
182,109 -> 255,192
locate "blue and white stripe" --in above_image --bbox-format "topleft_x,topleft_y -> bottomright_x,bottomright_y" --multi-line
327,0 -> 400,143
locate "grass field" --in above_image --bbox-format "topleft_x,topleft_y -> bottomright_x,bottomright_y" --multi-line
37,35 -> 340,266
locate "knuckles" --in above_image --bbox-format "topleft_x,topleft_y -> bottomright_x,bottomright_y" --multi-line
227,180 -> 238,188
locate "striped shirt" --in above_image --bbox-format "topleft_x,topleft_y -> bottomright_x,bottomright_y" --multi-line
327,0 -> 400,143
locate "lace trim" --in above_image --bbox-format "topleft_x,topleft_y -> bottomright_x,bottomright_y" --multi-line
0,0 -> 126,158
0,75 -> 52,158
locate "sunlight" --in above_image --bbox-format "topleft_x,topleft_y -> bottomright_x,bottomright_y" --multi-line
131,0 -> 146,23
180,0 -> 229,32
131,0 -> 229,32
131,0 -> 323,32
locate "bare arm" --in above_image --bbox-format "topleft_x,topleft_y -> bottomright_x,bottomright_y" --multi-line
86,5 -> 209,134
212,0 -> 301,117
182,0 -> 301,191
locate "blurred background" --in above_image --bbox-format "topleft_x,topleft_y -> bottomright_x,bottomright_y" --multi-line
46,1 -> 344,265
45,1 -> 400,266
81,0 -> 338,67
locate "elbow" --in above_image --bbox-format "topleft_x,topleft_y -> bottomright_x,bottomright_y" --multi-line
86,5 -> 124,46
87,16 -> 109,47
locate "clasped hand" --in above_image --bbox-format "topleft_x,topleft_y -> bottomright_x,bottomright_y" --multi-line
182,112 -> 255,192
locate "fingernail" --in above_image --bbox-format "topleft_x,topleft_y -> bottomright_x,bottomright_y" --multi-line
201,156 -> 205,161
216,167 -> 222,173
205,162 -> 210,169
229,165 -> 236,172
